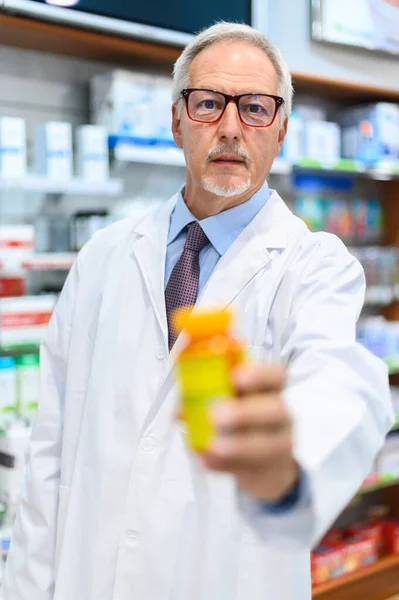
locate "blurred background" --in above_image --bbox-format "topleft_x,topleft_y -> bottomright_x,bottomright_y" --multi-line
0,1 -> 399,598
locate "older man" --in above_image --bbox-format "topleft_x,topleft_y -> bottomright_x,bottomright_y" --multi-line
5,21 -> 393,600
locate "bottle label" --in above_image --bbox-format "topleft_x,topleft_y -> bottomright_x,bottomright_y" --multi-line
178,354 -> 234,452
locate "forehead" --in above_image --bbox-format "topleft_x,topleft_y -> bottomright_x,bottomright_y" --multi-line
188,41 -> 278,95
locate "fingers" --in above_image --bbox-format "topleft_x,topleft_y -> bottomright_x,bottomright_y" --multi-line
233,363 -> 285,395
203,428 -> 293,472
212,395 -> 291,433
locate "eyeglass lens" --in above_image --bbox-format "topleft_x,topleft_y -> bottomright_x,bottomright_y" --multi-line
187,90 -> 277,126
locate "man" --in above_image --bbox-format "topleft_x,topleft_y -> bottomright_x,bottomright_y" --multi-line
5,21 -> 393,600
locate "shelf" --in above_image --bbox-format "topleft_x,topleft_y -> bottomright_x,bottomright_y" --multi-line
0,13 -> 181,67
109,141 -> 399,181
291,158 -> 399,181
1,13 -> 399,106
0,174 -> 123,196
0,253 -> 77,272
360,475 -> 399,494
112,139 -> 186,167
0,343 -> 40,356
312,554 -> 399,600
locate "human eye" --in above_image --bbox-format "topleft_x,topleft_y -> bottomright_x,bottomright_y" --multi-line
197,97 -> 222,111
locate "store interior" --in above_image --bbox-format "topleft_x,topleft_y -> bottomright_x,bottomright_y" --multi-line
0,0 -> 399,598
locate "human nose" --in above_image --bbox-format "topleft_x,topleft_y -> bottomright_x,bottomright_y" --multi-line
216,100 -> 242,142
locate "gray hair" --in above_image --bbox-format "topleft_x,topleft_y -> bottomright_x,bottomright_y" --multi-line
172,22 -> 293,122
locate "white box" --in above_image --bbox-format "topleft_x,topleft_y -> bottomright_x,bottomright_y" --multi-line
153,76 -> 174,142
0,295 -> 57,347
91,70 -> 155,140
76,125 -> 109,182
304,121 -> 341,163
339,103 -> 399,165
0,225 -> 34,270
34,122 -> 73,181
0,424 -> 32,523
282,111 -> 305,162
0,118 -> 26,178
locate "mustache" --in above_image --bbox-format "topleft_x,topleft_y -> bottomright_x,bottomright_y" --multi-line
206,144 -> 251,166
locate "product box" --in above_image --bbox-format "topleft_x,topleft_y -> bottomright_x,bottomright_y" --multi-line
0,295 -> 57,347
0,117 -> 27,178
342,534 -> 379,572
324,198 -> 352,241
0,276 -> 25,298
91,70 -> 155,140
0,423 -> 32,524
384,519 -> 399,555
303,121 -> 341,163
346,522 -> 385,555
76,125 -> 109,182
311,546 -> 344,586
16,353 -> 40,423
282,111 -> 305,162
320,528 -> 343,548
339,103 -> 399,166
0,225 -> 34,271
153,76 -> 174,143
295,195 -> 325,231
34,121 -> 73,181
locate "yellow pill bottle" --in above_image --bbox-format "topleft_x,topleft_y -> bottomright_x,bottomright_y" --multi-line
174,308 -> 245,453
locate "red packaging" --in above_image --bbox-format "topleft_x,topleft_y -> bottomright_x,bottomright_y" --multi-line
311,546 -> 345,586
384,520 -> 399,555
342,534 -> 378,573
0,276 -> 25,298
346,522 -> 385,555
320,528 -> 343,548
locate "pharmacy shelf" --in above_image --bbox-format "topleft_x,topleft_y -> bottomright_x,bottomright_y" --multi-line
360,475 -> 399,494
113,146 -> 292,175
0,253 -> 77,272
0,342 -> 40,356
312,554 -> 399,600
0,174 -> 123,196
113,140 -> 186,167
292,158 -> 399,180
111,141 -> 399,182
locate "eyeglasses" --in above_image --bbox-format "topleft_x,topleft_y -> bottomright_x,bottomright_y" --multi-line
181,88 -> 284,128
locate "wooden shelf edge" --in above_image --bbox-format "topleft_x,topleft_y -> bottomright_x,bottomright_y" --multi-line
0,13 -> 180,68
1,13 -> 399,101
292,72 -> 399,103
312,555 -> 399,600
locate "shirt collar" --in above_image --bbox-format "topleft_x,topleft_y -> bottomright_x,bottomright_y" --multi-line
167,181 -> 271,256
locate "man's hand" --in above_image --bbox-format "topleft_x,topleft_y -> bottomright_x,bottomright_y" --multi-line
202,364 -> 299,503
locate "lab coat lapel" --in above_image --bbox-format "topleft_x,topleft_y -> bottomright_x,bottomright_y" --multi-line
131,194 -> 178,345
145,192 -> 295,430
196,190 -> 291,310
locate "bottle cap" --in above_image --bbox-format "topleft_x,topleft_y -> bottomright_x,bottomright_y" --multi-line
174,307 -> 233,340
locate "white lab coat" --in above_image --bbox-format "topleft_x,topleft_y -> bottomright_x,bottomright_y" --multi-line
4,190 -> 393,600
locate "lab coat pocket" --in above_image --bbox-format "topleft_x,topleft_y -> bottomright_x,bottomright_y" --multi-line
55,485 -> 70,574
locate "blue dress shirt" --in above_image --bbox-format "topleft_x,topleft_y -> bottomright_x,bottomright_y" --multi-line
165,182 -> 271,296
165,181 -> 303,513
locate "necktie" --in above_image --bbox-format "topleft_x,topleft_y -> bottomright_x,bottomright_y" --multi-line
165,221 -> 209,349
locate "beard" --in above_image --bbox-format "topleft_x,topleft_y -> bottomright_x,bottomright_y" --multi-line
201,175 -> 252,197
202,143 -> 251,197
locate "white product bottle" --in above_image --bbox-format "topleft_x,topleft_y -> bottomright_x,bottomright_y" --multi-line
16,354 -> 40,424
0,357 -> 17,428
